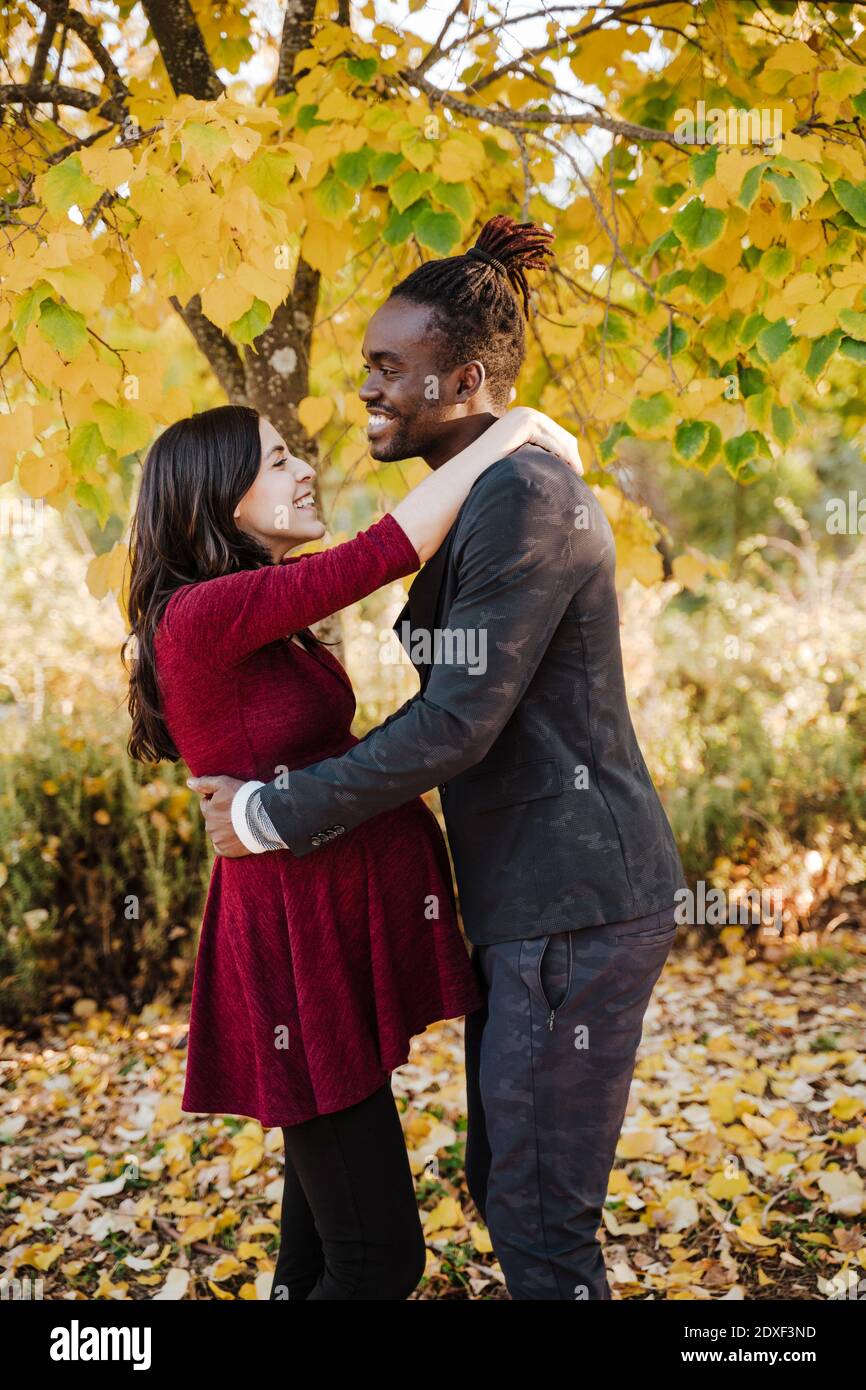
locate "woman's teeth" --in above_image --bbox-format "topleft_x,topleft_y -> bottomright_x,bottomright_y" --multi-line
294,496 -> 315,510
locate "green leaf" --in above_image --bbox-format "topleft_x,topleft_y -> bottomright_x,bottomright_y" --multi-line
674,420 -> 710,461
368,150 -> 404,184
690,264 -> 726,305
346,57 -> 378,83
245,150 -> 296,203
382,200 -> 422,246
643,229 -> 680,259
737,162 -> 771,210
38,299 -> 88,358
831,180 -> 866,228
314,172 -> 355,221
723,430 -> 770,480
40,154 -> 101,215
69,421 -> 106,473
755,318 -> 794,363
695,421 -> 722,471
745,387 -> 772,429
297,104 -> 328,131
764,170 -> 807,216
805,329 -> 842,380
334,148 -> 371,190
628,393 -> 674,431
74,480 -> 112,528
230,297 -> 271,346
705,316 -> 742,360
431,179 -> 474,222
653,182 -> 686,206
602,312 -> 630,343
739,313 -> 769,349
672,198 -> 726,251
839,336 -> 866,363
759,246 -> 794,285
771,403 -> 794,445
413,206 -> 461,254
92,402 -> 151,454
689,148 -> 718,188
389,169 -> 436,213
653,322 -> 688,356
837,309 -> 866,342
599,421 -> 633,463
739,366 -> 766,397
656,269 -> 691,295
12,283 -> 53,342
771,157 -> 825,203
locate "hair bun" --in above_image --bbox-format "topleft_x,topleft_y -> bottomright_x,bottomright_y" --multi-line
468,214 -> 555,317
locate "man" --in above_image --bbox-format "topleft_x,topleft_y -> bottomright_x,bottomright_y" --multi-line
189,215 -> 685,1300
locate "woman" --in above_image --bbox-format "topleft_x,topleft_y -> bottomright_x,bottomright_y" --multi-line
124,401 -> 581,1299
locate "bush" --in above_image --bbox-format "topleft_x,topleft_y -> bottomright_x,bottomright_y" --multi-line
622,523 -> 866,933
0,718 -> 212,1026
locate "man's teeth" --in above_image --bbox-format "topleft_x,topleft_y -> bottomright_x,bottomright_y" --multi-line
368,413 -> 394,428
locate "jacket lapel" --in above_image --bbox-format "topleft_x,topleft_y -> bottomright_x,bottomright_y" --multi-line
394,523 -> 457,686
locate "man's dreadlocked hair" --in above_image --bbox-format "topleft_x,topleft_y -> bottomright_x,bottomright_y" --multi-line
387,213 -> 555,410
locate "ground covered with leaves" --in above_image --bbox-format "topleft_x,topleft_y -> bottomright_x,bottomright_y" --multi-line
2,930 -> 865,1301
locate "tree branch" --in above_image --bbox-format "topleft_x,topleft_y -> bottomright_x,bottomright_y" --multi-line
168,294 -> 249,403
0,81 -> 123,119
31,0 -> 130,110
408,72 -> 686,145
139,0 -> 223,100
275,0 -> 319,97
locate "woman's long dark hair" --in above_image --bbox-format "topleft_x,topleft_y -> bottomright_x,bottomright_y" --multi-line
123,404 -> 272,763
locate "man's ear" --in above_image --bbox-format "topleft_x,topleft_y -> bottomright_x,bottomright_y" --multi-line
454,359 -> 486,402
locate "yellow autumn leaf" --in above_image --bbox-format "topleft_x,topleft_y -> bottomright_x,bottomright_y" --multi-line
200,278 -> 256,332
18,450 -> 67,498
707,1170 -> 752,1200
297,395 -> 335,435
230,1126 -> 264,1180
423,1196 -> 462,1232
829,1096 -> 864,1122
470,1223 -> 493,1254
616,1131 -> 656,1159
734,1222 -> 779,1249
208,1255 -> 244,1281
709,1082 -> 738,1124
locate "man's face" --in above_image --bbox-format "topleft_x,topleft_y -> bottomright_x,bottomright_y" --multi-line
360,298 -> 491,463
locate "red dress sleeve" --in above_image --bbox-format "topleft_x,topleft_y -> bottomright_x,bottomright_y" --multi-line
157,512 -> 419,667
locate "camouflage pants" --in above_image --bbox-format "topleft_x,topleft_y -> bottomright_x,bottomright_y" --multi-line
463,906 -> 678,1300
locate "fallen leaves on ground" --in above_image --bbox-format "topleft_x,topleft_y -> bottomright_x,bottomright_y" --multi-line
1,929 -> 864,1300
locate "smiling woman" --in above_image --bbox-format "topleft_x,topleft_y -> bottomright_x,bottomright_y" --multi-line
230,416 -> 326,560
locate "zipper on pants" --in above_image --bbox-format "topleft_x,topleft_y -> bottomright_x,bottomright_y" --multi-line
538,932 -> 572,1032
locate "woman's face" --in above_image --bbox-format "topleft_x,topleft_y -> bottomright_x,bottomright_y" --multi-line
233,416 -> 325,560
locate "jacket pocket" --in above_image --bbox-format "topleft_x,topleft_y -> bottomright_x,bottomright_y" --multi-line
464,758 -> 562,814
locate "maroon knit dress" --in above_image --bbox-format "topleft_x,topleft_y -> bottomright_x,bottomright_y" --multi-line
154,513 -> 484,1128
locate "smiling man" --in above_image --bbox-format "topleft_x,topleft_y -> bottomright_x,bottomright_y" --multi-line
189,214 -> 685,1301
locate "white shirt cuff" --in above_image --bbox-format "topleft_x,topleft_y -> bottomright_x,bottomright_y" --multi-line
230,780 -> 267,853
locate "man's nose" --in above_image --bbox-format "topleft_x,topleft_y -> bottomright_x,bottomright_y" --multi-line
359,377 -> 380,402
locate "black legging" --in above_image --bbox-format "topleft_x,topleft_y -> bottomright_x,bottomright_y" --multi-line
269,1080 -> 427,1300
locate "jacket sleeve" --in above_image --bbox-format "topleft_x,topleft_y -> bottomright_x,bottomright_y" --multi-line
158,512 -> 419,667
259,458 -> 606,854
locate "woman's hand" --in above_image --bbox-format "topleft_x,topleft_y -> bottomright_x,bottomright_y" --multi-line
489,406 -> 584,476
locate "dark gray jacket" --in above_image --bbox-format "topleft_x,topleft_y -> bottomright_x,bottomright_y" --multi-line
260,445 -> 685,945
